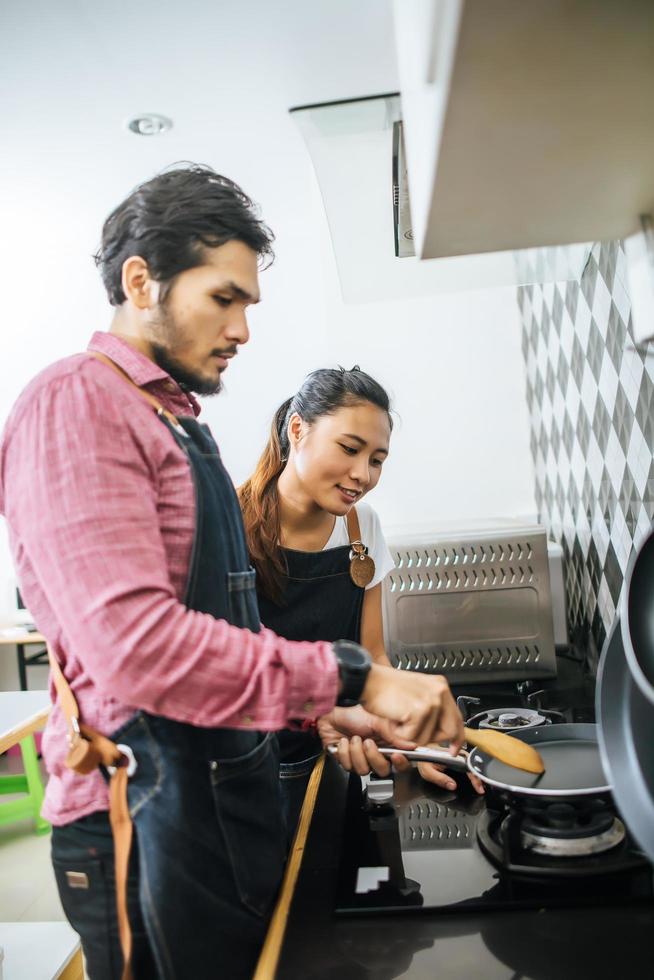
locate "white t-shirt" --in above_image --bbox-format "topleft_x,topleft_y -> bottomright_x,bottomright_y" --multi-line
322,502 -> 395,590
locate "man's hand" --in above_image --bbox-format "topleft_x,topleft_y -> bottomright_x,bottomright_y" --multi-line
359,664 -> 464,754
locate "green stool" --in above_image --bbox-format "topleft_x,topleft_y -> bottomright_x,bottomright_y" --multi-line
0,732 -> 50,834
0,690 -> 51,835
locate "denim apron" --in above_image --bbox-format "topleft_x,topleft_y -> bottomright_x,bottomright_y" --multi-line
110,416 -> 286,979
257,541 -> 365,842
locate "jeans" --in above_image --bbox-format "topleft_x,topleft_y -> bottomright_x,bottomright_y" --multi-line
52,720 -> 285,980
279,753 -> 321,850
51,811 -> 157,980
118,713 -> 284,979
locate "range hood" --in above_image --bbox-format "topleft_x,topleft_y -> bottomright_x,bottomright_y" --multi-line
290,93 -> 590,304
394,0 -> 654,262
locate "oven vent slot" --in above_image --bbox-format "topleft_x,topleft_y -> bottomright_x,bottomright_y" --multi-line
391,644 -> 542,672
388,564 -> 536,592
393,541 -> 534,570
401,802 -> 474,851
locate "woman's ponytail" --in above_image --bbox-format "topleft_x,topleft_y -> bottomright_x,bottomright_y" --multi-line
238,397 -> 293,602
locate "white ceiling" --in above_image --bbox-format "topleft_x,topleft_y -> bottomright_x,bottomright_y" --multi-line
0,0 -> 398,217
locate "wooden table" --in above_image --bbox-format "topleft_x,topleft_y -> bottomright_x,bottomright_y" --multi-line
0,631 -> 48,691
0,690 -> 50,834
0,921 -> 83,980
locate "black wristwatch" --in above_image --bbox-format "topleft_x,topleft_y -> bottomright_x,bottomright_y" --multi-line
333,639 -> 372,707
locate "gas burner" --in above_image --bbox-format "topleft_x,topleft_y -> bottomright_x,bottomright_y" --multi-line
467,706 -> 566,732
521,818 -> 625,857
514,800 -> 627,859
476,803 -> 646,878
521,805 -> 626,857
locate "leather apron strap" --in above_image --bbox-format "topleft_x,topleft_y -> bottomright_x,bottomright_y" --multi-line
346,506 -> 375,588
345,505 -> 362,546
47,644 -> 134,980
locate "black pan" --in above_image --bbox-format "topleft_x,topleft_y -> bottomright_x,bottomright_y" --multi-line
597,616 -> 654,863
622,522 -> 654,705
467,723 -> 611,804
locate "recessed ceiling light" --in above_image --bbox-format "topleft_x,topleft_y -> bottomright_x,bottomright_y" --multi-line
126,113 -> 173,136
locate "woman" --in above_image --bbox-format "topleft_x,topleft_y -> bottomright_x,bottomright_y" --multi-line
240,367 -> 479,840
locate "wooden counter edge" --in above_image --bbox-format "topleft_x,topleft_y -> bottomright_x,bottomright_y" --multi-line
0,632 -> 46,645
0,705 -> 50,755
254,753 -> 326,980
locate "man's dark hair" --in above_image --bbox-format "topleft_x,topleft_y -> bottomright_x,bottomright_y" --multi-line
94,163 -> 275,305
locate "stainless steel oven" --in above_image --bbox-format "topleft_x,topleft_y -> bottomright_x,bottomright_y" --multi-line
382,524 -> 556,684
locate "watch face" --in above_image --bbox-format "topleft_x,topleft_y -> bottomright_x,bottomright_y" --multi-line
335,640 -> 369,670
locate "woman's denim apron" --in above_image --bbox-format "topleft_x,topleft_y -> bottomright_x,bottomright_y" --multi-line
257,542 -> 364,844
110,416 -> 286,978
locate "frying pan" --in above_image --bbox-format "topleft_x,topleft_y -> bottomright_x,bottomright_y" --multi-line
342,725 -> 611,805
597,616 -> 654,863
466,724 -> 611,804
621,522 -> 654,705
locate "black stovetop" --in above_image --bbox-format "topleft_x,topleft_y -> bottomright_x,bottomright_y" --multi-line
335,664 -> 654,916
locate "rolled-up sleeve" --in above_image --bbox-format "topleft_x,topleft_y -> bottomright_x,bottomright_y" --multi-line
1,372 -> 338,729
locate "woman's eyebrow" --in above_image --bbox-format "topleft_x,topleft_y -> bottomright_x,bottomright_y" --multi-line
342,433 -> 389,455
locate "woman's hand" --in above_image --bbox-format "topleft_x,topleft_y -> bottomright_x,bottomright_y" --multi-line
330,736 -> 410,778
413,755 -> 485,795
317,705 -> 415,777
318,705 -> 484,789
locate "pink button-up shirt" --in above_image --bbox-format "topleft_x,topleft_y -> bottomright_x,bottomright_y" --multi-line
0,333 -> 338,825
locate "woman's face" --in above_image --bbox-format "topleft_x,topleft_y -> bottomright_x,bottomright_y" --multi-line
288,401 -> 391,515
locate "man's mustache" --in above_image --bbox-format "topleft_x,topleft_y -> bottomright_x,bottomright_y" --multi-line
211,346 -> 238,358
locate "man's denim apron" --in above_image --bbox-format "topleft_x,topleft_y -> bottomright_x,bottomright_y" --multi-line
110,416 -> 286,978
257,541 -> 364,844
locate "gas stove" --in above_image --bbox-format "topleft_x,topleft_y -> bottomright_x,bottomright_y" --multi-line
335,667 -> 654,916
455,680 -> 582,732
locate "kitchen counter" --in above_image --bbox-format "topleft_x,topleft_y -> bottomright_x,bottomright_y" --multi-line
266,746 -> 654,979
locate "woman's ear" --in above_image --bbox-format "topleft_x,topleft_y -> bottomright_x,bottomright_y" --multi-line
287,412 -> 305,451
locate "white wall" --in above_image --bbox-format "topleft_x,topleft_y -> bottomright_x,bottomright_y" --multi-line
0,1 -> 536,660
204,175 -> 536,540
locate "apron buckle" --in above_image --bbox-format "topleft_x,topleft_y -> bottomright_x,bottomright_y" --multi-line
106,743 -> 138,778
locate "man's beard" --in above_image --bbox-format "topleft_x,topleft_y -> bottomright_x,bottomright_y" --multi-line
150,343 -> 223,396
149,305 -> 223,397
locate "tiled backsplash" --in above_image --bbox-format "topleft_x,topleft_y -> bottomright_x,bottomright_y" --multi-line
518,242 -> 654,667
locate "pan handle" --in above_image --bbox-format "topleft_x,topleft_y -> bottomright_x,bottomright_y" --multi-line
327,744 -> 469,770
382,746 -> 470,770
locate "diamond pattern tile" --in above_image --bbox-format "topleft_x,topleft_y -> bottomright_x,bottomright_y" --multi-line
518,241 -> 654,656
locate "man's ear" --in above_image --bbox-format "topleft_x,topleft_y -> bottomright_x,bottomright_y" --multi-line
121,256 -> 159,309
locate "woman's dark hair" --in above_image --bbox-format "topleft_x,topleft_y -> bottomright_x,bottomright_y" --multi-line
239,366 -> 393,603
94,163 -> 275,305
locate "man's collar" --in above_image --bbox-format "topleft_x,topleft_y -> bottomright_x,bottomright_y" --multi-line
87,331 -> 201,416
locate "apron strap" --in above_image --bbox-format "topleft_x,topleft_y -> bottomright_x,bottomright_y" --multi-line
47,643 -> 134,980
87,350 -> 185,432
346,506 -> 366,554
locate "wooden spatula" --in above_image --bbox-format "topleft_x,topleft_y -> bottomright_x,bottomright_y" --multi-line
463,726 -> 545,774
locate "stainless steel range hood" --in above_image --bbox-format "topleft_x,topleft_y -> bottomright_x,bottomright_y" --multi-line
290,93 -> 590,304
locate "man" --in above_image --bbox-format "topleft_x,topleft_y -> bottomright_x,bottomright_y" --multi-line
0,164 -> 463,979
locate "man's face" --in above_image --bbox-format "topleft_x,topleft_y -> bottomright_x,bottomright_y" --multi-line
147,239 -> 260,395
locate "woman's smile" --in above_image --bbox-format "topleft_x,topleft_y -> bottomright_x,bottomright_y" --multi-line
336,484 -> 362,505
